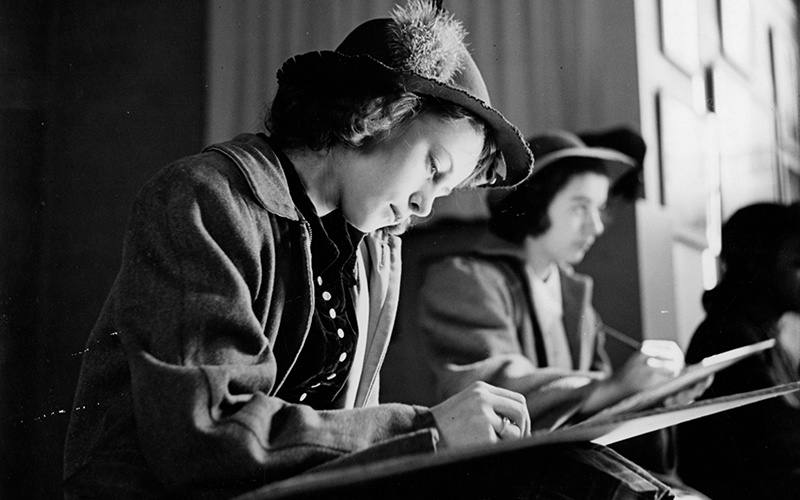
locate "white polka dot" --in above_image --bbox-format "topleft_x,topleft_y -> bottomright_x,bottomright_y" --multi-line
327,373 -> 336,380
317,276 -> 323,286
339,352 -> 347,362
337,328 -> 344,338
322,291 -> 331,301
299,393 -> 307,402
329,309 -> 336,319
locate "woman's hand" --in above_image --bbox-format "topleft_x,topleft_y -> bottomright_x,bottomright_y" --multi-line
640,340 -> 685,377
581,340 -> 685,414
615,340 -> 685,395
430,381 -> 531,450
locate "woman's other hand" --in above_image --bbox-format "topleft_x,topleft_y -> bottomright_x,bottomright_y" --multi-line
582,340 -> 685,414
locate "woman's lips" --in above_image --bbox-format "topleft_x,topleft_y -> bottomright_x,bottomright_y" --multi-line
391,205 -> 403,223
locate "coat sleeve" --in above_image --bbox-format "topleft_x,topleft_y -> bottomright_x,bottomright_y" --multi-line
418,256 -> 597,426
112,160 -> 437,491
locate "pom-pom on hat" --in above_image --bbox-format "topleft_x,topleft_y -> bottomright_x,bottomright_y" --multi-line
276,0 -> 533,188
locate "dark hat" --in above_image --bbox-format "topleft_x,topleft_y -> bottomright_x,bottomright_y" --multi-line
486,129 -> 637,242
275,0 -> 533,188
579,125 -> 646,200
527,130 -> 636,185
487,129 -> 636,208
578,126 -> 646,167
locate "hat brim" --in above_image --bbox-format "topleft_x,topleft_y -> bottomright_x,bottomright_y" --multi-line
277,51 -> 534,188
532,147 -> 637,186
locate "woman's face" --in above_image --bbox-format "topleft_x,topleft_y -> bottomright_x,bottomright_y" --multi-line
535,172 -> 610,265
339,113 -> 484,233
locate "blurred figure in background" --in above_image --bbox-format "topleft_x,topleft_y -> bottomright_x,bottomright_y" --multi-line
678,202 -> 800,500
418,129 -> 684,427
417,128 -> 712,499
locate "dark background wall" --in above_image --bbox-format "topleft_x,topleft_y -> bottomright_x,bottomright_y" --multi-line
1,2 -> 207,498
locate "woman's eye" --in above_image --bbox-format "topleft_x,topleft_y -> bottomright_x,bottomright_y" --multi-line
428,154 -> 439,178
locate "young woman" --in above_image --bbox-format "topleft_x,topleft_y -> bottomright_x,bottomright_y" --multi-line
62,3 -> 534,498
418,130 -> 684,425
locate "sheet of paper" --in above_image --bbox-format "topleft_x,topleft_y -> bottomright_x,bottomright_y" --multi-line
585,381 -> 800,445
233,381 -> 800,500
524,381 -> 800,447
580,338 -> 776,424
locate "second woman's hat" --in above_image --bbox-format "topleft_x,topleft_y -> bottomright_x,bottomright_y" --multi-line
527,130 -> 637,185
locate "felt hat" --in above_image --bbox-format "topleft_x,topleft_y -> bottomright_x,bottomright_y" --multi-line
275,0 -> 533,188
527,129 -> 637,185
579,125 -> 646,200
486,129 -> 637,210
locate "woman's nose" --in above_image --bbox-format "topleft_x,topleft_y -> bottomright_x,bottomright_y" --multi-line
586,209 -> 604,236
409,189 -> 434,218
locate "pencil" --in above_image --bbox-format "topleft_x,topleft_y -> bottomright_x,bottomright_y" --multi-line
601,324 -> 642,350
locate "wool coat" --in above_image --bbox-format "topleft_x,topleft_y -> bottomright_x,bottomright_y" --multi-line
418,232 -> 611,426
63,133 -> 437,499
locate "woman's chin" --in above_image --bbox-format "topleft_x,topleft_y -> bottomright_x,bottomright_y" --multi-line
564,251 -> 586,264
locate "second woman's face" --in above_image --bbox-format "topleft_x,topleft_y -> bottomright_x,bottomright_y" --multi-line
537,172 -> 610,265
339,113 -> 484,233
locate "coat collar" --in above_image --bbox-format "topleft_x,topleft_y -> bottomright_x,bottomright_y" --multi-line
204,133 -> 300,221
472,231 -> 528,260
472,231 -> 585,281
471,231 -> 593,369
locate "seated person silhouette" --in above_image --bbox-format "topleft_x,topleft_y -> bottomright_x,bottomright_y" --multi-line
677,202 -> 800,500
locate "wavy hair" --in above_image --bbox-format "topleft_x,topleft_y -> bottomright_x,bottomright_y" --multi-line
488,157 -> 610,243
266,89 -> 497,188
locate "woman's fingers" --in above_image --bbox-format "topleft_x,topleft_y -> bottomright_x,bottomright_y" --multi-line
641,340 -> 685,376
478,382 -> 531,437
430,381 -> 531,449
645,355 -> 683,376
495,416 -> 522,440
